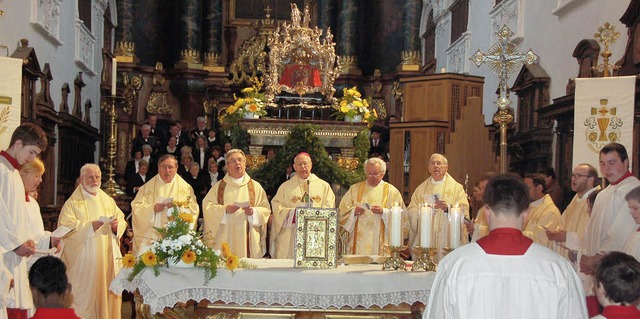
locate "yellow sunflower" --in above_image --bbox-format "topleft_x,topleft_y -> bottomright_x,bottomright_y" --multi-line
225,255 -> 239,271
142,251 -> 157,266
181,250 -> 197,264
353,100 -> 364,107
122,253 -> 136,268
234,98 -> 245,107
178,212 -> 194,224
248,103 -> 259,113
221,242 -> 232,258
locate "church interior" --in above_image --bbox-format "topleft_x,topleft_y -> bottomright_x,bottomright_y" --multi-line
1,0 -> 640,317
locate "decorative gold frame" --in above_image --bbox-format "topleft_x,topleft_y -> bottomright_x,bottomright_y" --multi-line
294,207 -> 338,269
264,4 -> 340,101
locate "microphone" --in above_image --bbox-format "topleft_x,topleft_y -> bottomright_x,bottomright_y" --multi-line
307,179 -> 311,207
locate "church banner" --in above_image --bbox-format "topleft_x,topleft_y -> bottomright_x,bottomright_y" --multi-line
573,76 -> 635,173
0,57 -> 22,151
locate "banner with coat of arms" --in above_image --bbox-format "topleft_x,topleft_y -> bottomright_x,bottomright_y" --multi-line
0,57 -> 23,151
573,76 -> 635,173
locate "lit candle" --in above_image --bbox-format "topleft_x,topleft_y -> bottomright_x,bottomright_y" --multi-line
390,202 -> 402,247
449,203 -> 461,248
111,57 -> 117,96
420,204 -> 432,247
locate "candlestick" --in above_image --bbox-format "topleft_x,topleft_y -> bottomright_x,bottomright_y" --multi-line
111,58 -> 117,96
449,203 -> 461,248
420,204 -> 432,247
390,203 -> 402,246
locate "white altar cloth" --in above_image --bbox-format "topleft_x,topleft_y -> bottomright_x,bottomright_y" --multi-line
110,259 -> 434,314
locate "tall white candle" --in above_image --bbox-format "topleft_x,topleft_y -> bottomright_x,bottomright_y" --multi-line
111,57 -> 117,96
449,204 -> 461,248
390,202 -> 402,246
420,204 -> 432,247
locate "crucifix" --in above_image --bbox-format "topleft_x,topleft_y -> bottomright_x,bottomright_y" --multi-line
470,25 -> 538,173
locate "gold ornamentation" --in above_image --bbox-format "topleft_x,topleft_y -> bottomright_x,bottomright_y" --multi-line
179,49 -> 201,64
203,52 -> 221,66
146,63 -> 171,115
245,155 -> 266,170
239,121 -> 365,148
398,50 -> 421,71
334,157 -> 359,171
592,22 -> 621,77
122,72 -> 141,115
382,246 -> 406,271
0,105 -> 9,135
115,41 -> 136,62
584,98 -> 623,153
338,55 -> 361,75
294,207 -> 338,269
264,3 -> 340,100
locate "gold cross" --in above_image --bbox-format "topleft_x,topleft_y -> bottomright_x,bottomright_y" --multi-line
598,106 -> 609,117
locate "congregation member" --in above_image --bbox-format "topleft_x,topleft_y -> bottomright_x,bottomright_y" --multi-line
621,186 -> 640,259
192,136 -> 211,171
19,159 -> 61,268
581,143 -> 640,315
470,172 -> 494,241
131,155 -> 198,255
338,158 -> 406,256
178,153 -> 195,178
159,136 -> 181,162
211,146 -> 225,165
407,153 -> 469,258
271,152 -> 335,259
28,256 -> 81,319
207,129 -> 220,149
124,149 -> 143,181
424,174 -> 587,319
125,159 -> 149,198
189,116 -> 210,146
591,252 -> 640,319
522,173 -> 563,249
184,162 -> 208,213
540,167 -> 564,209
203,149 -> 271,258
0,123 -> 47,318
368,129 -> 387,156
132,124 -> 160,157
169,122 -> 188,149
58,164 -> 127,319
545,164 -> 599,262
203,158 -> 224,187
146,114 -> 168,146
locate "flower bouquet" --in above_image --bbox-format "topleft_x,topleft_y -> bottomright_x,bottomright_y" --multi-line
122,204 -> 243,284
333,86 -> 378,126
219,77 -> 268,126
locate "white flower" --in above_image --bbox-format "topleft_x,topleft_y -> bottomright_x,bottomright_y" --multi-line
178,234 -> 193,245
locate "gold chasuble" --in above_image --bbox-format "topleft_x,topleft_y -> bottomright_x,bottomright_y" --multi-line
338,181 -> 406,256
271,174 -> 335,259
131,175 -> 198,255
523,194 -> 562,249
558,188 -> 598,261
471,206 -> 488,242
202,174 -> 270,258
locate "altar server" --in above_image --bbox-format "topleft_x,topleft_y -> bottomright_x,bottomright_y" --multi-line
58,164 -> 127,319
545,164 -> 599,263
203,149 -> 271,258
591,252 -> 640,319
271,152 -> 335,259
407,153 -> 469,258
522,173 -> 563,249
0,123 -> 47,318
131,154 -> 198,255
338,158 -> 406,256
424,174 -> 587,319
621,186 -> 640,260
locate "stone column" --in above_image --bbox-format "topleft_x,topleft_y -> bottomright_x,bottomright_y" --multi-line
337,0 -> 361,75
317,0 -> 336,36
398,0 -> 422,71
203,0 -> 224,72
175,0 -> 203,69
114,0 -> 137,62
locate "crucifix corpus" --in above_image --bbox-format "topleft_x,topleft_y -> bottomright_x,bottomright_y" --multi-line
470,25 -> 538,173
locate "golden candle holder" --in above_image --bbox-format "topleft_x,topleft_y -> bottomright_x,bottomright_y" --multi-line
443,247 -> 454,257
101,95 -> 125,197
382,246 -> 407,271
411,247 -> 436,272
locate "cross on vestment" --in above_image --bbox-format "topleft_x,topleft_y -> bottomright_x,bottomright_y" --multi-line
469,25 -> 538,172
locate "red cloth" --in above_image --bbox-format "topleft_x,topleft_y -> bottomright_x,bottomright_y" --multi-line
476,227 -> 533,255
611,171 -> 634,185
29,308 -> 81,319
601,305 -> 640,319
7,308 -> 28,319
586,295 -> 601,317
279,65 -> 322,87
0,150 -> 20,169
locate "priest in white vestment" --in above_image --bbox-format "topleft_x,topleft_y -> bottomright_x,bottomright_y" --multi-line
424,174 -> 587,319
203,149 -> 271,258
338,158 -> 407,256
545,164 -> 599,263
131,154 -> 199,255
407,154 -> 469,259
58,164 -> 127,319
0,123 -> 48,318
522,173 -> 563,249
271,152 -> 336,259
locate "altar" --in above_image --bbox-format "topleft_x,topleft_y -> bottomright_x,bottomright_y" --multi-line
110,259 -> 433,319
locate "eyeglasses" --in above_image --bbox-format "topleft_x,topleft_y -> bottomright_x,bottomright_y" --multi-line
570,173 -> 590,179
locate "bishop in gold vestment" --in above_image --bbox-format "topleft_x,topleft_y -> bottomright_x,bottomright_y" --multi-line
271,153 -> 335,259
203,150 -> 271,258
339,158 -> 406,256
131,155 -> 198,255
